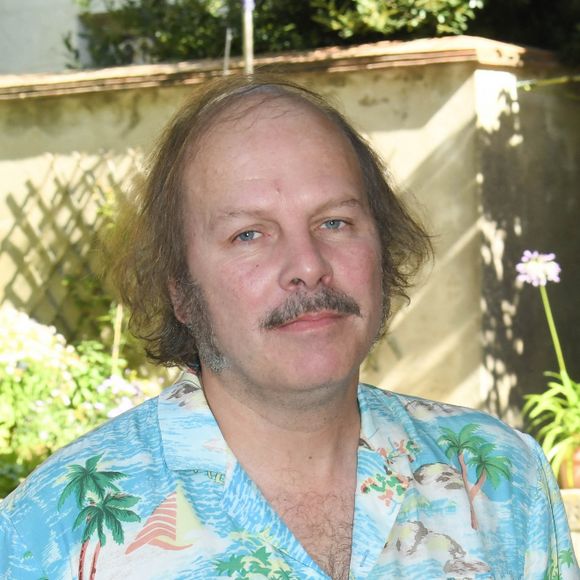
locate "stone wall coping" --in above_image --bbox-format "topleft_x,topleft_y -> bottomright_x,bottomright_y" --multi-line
0,35 -> 559,101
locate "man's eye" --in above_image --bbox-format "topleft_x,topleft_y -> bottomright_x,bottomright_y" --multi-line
235,230 -> 261,242
322,219 -> 346,230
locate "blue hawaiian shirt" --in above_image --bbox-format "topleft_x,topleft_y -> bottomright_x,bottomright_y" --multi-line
1,373 -> 578,579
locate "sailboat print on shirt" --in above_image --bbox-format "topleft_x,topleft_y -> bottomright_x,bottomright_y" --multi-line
125,485 -> 201,553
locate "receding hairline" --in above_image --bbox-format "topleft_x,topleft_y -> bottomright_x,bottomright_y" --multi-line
177,84 -> 369,218
182,83 -> 355,166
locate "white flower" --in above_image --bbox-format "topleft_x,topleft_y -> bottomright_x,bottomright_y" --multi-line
516,250 -> 561,287
97,374 -> 133,395
107,396 -> 134,418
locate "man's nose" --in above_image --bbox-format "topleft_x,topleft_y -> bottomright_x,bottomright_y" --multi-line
278,232 -> 333,291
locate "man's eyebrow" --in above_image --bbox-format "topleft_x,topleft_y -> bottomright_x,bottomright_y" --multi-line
209,208 -> 271,229
320,198 -> 363,211
210,197 -> 364,228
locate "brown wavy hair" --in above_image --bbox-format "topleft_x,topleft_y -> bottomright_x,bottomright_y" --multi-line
107,73 -> 432,369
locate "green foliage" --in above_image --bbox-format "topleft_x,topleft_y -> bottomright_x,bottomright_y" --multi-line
559,548 -> 576,567
77,0 -> 229,67
312,0 -> 484,40
68,0 -> 579,68
517,257 -> 580,484
62,169 -> 150,374
466,444 -> 512,488
438,424 -> 486,460
523,371 -> 580,480
214,544 -> 297,578
74,492 -> 140,545
72,0 -> 335,67
0,305 -> 151,498
69,0 -> 484,68
60,455 -> 140,576
58,453 -> 127,509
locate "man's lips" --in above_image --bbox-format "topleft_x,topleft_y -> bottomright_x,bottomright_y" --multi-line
276,311 -> 346,330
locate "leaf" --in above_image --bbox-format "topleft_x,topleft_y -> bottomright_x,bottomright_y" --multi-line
86,475 -> 107,499
97,470 -> 127,482
106,493 -> 140,508
215,554 -> 246,575
274,569 -> 296,580
559,548 -> 575,566
476,442 -> 496,456
85,454 -> 103,472
104,509 -> 125,544
439,427 -> 457,440
73,505 -> 95,530
58,479 -> 79,510
97,520 -> 107,547
82,512 -> 99,542
542,426 -> 566,452
111,509 -> 140,523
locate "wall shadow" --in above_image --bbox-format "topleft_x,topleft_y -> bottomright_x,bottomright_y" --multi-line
0,152 -> 137,340
478,81 -> 580,424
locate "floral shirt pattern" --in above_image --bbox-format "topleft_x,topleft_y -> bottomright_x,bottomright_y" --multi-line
0,374 -> 578,579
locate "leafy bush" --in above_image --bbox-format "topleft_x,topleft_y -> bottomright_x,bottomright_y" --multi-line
312,0 -> 484,39
69,0 -> 579,69
69,0 -> 484,68
0,305 -> 156,498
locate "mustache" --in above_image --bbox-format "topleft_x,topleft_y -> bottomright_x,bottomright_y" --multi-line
261,287 -> 361,330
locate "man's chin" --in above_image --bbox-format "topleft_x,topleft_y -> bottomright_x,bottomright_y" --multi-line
272,360 -> 360,393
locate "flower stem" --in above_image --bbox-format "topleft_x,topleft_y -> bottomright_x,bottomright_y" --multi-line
539,285 -> 568,378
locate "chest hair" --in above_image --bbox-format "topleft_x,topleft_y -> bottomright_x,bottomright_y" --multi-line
267,489 -> 354,580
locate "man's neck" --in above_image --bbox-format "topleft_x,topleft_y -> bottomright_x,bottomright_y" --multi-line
200,369 -> 360,579
200,368 -> 361,481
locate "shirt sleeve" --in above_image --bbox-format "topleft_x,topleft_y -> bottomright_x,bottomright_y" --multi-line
522,434 -> 580,579
0,509 -> 47,580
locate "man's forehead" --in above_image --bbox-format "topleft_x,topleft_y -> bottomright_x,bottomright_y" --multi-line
194,92 -> 338,149
179,89 -> 368,224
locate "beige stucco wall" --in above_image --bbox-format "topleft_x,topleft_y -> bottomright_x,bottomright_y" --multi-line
1,52 -> 578,415
0,86 -> 191,337
296,66 -> 484,408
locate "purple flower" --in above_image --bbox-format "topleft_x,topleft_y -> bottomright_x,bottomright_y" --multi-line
516,250 -> 561,287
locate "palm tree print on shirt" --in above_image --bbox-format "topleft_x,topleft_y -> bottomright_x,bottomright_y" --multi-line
58,454 -> 141,579
214,537 -> 298,579
438,424 -> 512,529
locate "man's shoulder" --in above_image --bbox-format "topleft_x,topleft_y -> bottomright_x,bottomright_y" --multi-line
1,395 -> 161,521
359,383 -> 536,457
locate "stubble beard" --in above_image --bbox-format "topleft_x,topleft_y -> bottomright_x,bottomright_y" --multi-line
179,278 -> 229,374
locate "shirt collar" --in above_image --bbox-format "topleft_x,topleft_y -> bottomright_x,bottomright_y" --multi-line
352,384 -> 418,577
157,375 -> 417,575
158,374 -> 417,480
157,371 -> 237,474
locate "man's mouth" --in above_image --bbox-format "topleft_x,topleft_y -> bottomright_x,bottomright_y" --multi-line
276,310 -> 345,330
261,288 -> 361,330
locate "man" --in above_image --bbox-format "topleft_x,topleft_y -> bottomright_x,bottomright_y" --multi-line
0,75 -> 577,579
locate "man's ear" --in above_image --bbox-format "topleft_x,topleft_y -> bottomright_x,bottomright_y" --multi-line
168,278 -> 188,324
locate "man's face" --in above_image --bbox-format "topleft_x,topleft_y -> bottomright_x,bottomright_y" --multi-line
178,97 -> 383,396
